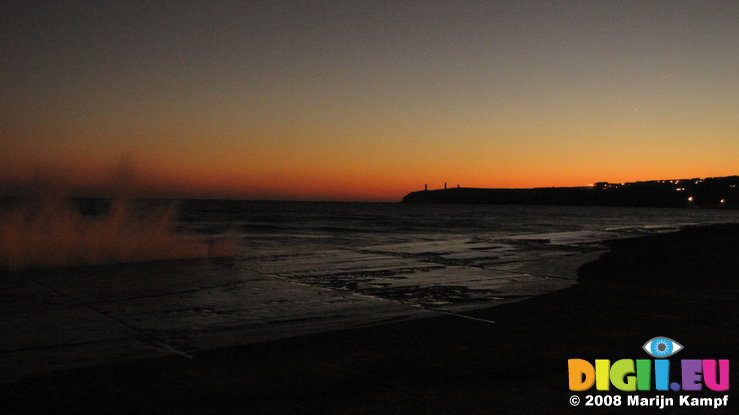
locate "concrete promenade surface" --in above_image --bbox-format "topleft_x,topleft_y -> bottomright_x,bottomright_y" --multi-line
0,259 -> 424,383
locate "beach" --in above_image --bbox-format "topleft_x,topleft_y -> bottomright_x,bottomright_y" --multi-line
1,223 -> 736,414
6,2 -> 739,413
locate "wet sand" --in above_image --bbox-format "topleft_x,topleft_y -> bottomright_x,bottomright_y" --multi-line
1,224 -> 737,414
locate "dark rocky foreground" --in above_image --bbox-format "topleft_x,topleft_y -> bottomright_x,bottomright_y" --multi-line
1,224 -> 738,414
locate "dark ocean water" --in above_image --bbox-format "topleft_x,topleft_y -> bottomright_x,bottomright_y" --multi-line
167,200 -> 739,335
177,199 -> 739,254
3,199 -> 739,379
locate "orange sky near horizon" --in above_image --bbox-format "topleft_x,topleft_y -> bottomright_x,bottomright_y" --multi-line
2,2 -> 738,202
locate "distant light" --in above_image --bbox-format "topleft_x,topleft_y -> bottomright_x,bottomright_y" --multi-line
688,196 -> 694,202
721,199 -> 726,204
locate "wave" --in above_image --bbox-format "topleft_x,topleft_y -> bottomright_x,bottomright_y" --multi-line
1,195 -> 236,271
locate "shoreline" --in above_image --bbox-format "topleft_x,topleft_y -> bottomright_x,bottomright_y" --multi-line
2,223 -> 738,413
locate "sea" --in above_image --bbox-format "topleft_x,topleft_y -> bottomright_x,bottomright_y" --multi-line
2,199 -> 739,379
173,200 -> 739,345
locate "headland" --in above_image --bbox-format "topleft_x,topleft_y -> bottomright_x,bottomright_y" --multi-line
403,175 -> 739,208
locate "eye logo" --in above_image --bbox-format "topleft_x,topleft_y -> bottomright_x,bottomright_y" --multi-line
642,337 -> 683,358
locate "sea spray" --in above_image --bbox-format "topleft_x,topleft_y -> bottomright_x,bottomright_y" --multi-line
0,195 -> 236,271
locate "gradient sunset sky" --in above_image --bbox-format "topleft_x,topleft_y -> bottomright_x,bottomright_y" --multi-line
2,1 -> 738,201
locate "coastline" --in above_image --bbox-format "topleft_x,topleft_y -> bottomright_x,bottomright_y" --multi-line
402,175 -> 739,209
1,223 -> 737,413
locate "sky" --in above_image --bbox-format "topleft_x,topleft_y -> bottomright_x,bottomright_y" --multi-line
2,0 -> 738,201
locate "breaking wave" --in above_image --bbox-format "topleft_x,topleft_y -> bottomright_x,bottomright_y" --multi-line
1,194 -> 236,271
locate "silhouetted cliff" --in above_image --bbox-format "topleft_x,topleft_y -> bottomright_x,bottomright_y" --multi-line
402,176 -> 739,208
